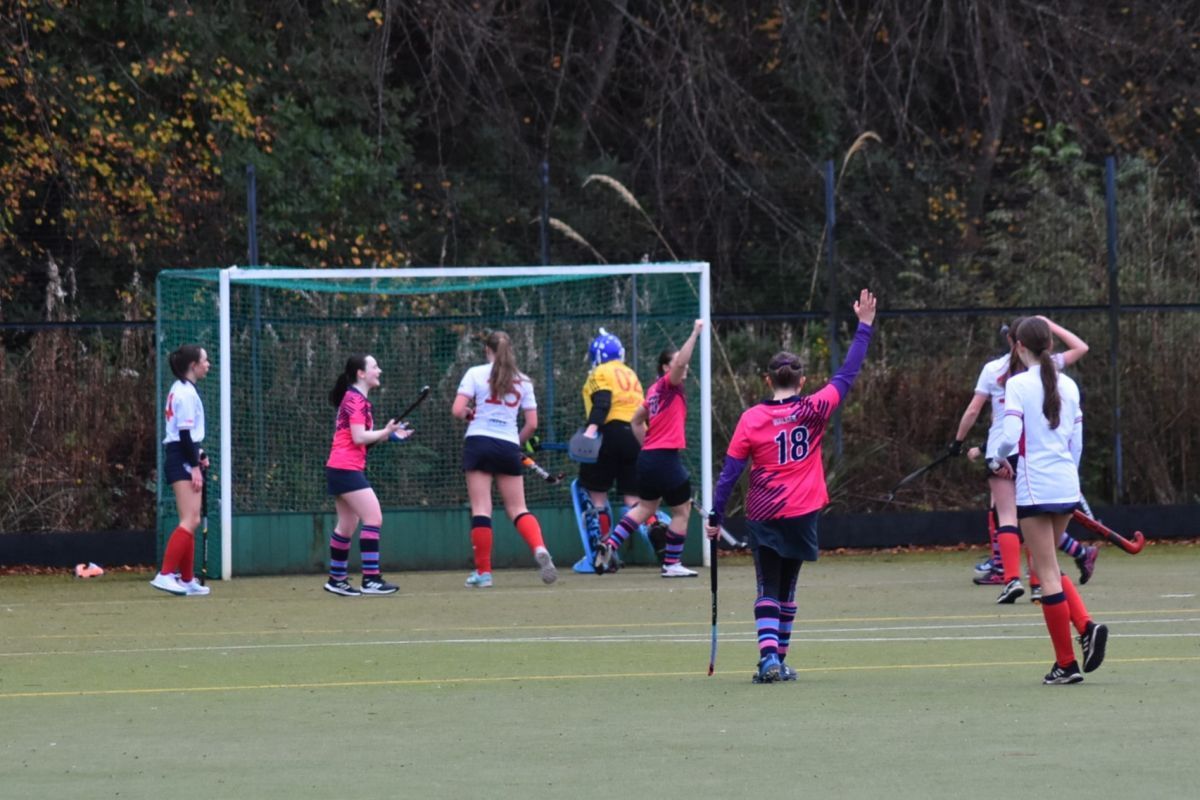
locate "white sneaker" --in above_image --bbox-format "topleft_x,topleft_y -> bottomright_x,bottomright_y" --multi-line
150,572 -> 187,595
178,578 -> 211,596
661,562 -> 698,578
535,548 -> 558,585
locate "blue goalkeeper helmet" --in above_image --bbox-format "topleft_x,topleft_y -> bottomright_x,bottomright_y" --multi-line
589,328 -> 625,367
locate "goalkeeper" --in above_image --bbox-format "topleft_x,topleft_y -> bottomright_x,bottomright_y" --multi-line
577,329 -> 647,544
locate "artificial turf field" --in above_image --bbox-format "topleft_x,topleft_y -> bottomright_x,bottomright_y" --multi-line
3,544 -> 1199,799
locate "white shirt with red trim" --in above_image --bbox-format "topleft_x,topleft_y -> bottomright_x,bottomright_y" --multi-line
457,363 -> 536,445
998,365 -> 1083,506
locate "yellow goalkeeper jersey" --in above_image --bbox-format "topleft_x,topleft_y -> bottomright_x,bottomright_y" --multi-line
582,360 -> 644,423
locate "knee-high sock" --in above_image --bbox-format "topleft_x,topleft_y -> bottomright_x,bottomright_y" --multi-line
1060,574 -> 1091,634
1040,592 -> 1077,667
997,525 -> 1022,581
755,596 -> 781,659
328,530 -> 352,581
161,525 -> 193,578
598,508 -> 611,537
662,528 -> 687,566
471,516 -> 493,574
360,524 -> 381,576
608,514 -> 638,549
1057,531 -> 1084,557
513,512 -> 545,552
988,506 -> 999,561
777,602 -> 797,660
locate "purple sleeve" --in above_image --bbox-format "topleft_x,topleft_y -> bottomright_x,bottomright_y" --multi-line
830,322 -> 874,400
710,454 -> 748,524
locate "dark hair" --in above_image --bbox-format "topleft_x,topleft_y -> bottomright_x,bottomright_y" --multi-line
766,351 -> 805,390
1014,317 -> 1061,428
169,344 -> 205,381
329,354 -> 369,407
485,331 -> 525,399
657,348 -> 676,377
1000,316 -> 1027,386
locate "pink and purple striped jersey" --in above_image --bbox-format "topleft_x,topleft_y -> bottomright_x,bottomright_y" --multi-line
727,383 -> 841,519
642,373 -> 687,450
326,387 -> 373,471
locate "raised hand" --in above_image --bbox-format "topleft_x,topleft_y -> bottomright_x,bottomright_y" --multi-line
854,288 -> 877,325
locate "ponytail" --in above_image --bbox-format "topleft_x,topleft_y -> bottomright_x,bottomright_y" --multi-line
486,331 -> 525,399
329,354 -> 368,408
1013,318 -> 1060,428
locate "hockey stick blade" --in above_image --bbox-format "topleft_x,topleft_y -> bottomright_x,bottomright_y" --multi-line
1071,510 -> 1146,555
521,456 -> 565,485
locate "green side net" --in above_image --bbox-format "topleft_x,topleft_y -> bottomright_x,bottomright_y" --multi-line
156,267 -> 705,567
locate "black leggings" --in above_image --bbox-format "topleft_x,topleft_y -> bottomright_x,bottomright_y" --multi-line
754,545 -> 803,601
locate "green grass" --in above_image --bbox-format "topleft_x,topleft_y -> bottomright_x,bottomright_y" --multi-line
3,545 -> 1200,799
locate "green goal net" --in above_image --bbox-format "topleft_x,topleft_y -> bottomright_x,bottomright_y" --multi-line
156,264 -> 711,578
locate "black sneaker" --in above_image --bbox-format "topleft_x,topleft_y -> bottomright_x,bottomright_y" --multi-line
592,539 -> 616,575
1079,621 -> 1108,673
323,578 -> 362,597
647,520 -> 669,562
1030,584 -> 1043,604
1043,661 -> 1084,685
361,575 -> 399,595
996,577 -> 1025,604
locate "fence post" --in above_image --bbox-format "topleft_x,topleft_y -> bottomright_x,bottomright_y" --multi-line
825,159 -> 843,458
1105,155 -> 1123,503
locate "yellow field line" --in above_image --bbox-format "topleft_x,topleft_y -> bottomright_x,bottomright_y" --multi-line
4,655 -> 1200,700
12,606 -> 1199,640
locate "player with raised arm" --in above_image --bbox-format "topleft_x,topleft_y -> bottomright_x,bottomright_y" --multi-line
994,317 -> 1107,684
578,329 -> 647,555
705,290 -> 876,683
593,320 -> 703,577
949,316 -> 1096,603
453,331 -> 557,588
152,344 -> 213,596
323,354 -> 411,597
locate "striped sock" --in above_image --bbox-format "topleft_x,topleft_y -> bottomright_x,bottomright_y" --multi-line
471,516 -> 493,574
755,597 -> 781,658
329,531 -> 352,581
608,514 -> 639,549
1057,532 -> 1084,558
360,525 -> 381,576
777,601 -> 797,660
662,528 -> 687,566
1040,592 -> 1077,667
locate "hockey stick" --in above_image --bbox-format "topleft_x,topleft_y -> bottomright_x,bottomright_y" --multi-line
883,451 -> 955,504
395,384 -> 431,423
521,456 -> 565,485
691,499 -> 719,676
199,465 -> 209,586
1071,508 -> 1145,555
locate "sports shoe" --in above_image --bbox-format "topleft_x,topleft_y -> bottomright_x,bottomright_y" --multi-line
1030,584 -> 1043,604
753,653 -> 782,684
1043,661 -> 1084,685
178,578 -> 210,596
661,562 -> 698,578
592,539 -> 616,575
361,575 -> 399,595
974,557 -> 998,576
1079,621 -> 1108,673
1075,546 -> 1099,585
647,520 -> 670,561
150,572 -> 187,596
778,660 -> 798,681
464,570 -> 493,588
323,578 -> 362,597
535,548 -> 558,584
996,577 -> 1025,604
973,569 -> 1006,586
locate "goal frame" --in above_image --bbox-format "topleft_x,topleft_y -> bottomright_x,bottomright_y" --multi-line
207,262 -> 712,579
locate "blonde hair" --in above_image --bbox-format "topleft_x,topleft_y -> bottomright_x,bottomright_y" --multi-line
485,331 -> 526,398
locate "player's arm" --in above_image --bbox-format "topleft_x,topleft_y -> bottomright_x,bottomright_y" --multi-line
1039,315 -> 1089,366
351,420 -> 399,446
451,393 -> 475,422
630,404 -> 647,444
950,392 -> 988,455
993,383 -> 1024,477
667,319 -> 704,386
585,390 -> 612,437
518,408 -> 538,446
828,289 -> 877,401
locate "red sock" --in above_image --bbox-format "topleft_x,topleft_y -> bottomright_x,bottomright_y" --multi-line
1041,593 -> 1077,666
513,512 -> 545,551
987,506 -> 998,557
1060,575 -> 1091,634
997,527 -> 1022,581
598,509 -> 611,537
470,516 -> 493,574
161,525 -> 193,577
